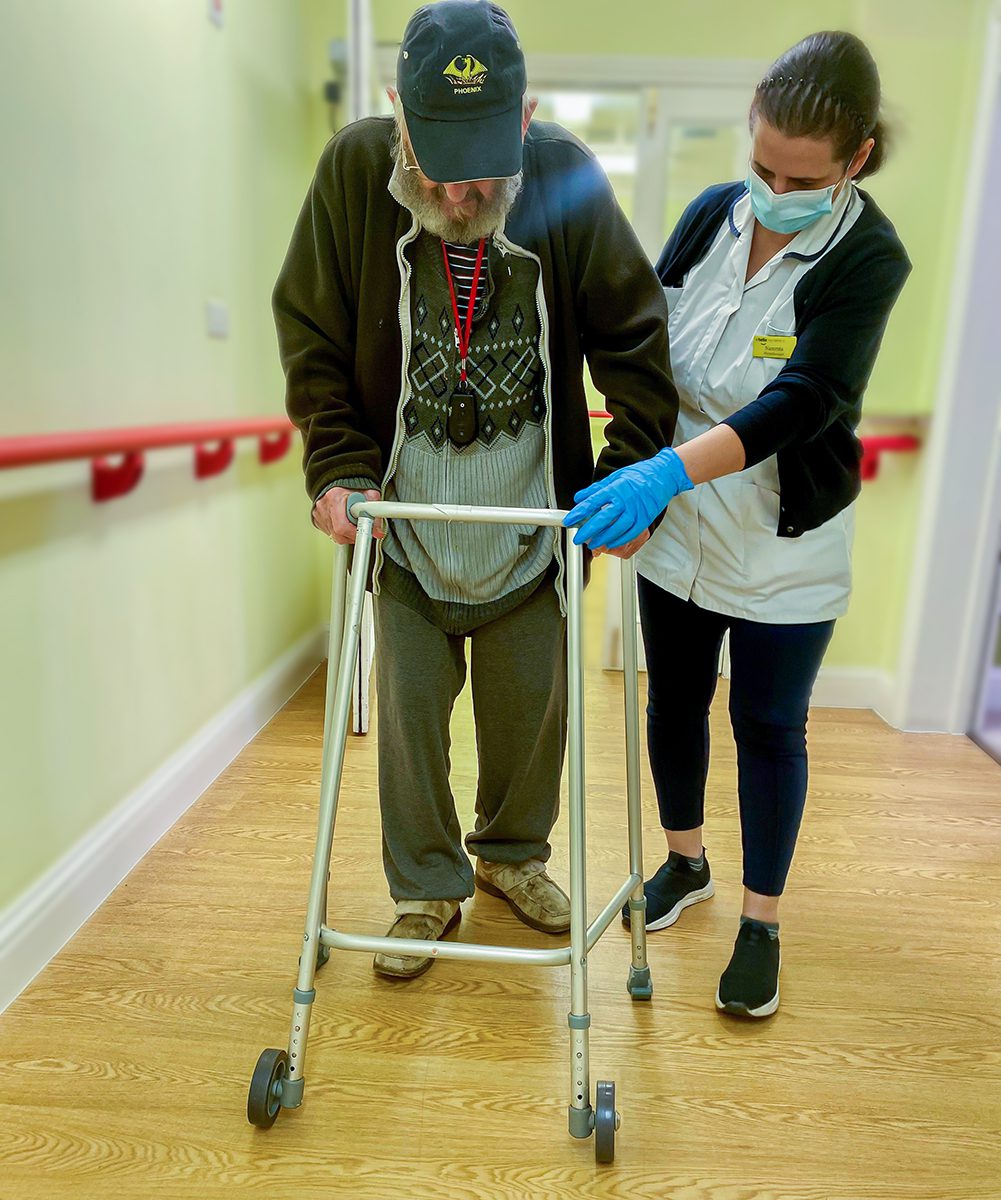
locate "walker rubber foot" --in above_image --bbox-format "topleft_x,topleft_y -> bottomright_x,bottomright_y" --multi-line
627,965 -> 653,1000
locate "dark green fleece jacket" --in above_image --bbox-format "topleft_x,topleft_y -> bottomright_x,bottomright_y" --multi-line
273,116 -> 677,508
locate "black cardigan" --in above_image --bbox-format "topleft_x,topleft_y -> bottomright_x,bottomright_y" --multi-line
657,183 -> 911,537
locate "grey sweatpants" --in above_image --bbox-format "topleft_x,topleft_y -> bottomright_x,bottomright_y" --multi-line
373,582 -> 567,901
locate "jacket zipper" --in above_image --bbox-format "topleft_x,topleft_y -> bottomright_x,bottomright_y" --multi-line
373,215 -> 421,593
494,230 -> 566,614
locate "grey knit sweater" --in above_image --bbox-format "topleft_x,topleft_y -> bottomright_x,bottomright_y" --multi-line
378,227 -> 554,632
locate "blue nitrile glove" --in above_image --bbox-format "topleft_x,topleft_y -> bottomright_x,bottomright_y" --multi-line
563,448 -> 694,549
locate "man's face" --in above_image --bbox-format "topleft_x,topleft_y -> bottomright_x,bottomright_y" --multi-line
400,118 -> 503,219
390,89 -> 533,243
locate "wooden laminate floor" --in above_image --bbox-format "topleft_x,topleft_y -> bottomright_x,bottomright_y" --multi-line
2,597 -> 1000,1198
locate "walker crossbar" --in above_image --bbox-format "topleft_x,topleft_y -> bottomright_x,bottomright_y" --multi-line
348,498 -> 569,526
318,871 -> 641,966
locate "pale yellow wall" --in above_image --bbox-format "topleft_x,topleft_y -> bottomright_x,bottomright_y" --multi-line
0,1 -> 322,909
301,0 -> 344,160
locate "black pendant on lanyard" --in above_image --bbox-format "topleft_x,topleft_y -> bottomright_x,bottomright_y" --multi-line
447,383 -> 477,446
442,239 -> 486,448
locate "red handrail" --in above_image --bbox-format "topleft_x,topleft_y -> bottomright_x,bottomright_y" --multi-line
0,418 -> 293,468
0,411 -> 920,504
0,417 -> 295,502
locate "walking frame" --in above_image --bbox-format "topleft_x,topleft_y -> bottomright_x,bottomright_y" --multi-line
247,499 -> 652,1165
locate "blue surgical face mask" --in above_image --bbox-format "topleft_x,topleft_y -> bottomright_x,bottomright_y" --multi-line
744,164 -> 845,234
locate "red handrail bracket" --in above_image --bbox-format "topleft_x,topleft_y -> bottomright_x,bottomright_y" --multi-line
195,439 -> 235,480
860,435 -> 921,482
92,451 -> 145,502
259,429 -> 292,465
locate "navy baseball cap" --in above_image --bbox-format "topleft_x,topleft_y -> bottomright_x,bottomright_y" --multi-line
397,1 -> 527,184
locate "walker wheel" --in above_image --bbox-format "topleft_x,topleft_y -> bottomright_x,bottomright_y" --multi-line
247,1048 -> 288,1129
594,1079 -> 617,1164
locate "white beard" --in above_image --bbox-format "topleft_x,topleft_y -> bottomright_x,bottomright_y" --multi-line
389,134 -> 524,243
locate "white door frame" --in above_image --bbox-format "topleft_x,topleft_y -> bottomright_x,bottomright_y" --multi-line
630,85 -> 753,258
893,2 -> 1001,734
347,0 -> 377,733
346,0 -> 374,122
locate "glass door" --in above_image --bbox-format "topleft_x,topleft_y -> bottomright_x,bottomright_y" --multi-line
533,85 -> 750,261
533,89 -> 644,222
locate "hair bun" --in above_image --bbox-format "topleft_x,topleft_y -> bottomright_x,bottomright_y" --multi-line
752,31 -> 886,179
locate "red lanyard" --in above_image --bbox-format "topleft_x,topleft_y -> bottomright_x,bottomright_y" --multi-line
441,238 -> 486,384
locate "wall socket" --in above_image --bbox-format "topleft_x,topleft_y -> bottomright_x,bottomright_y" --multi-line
206,300 -> 230,339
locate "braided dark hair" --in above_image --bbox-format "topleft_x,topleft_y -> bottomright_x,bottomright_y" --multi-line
752,32 -> 889,180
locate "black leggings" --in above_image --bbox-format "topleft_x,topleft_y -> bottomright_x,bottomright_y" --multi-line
638,577 -> 835,897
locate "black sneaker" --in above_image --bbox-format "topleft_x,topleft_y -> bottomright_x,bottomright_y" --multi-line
621,851 -> 714,932
715,920 -> 781,1018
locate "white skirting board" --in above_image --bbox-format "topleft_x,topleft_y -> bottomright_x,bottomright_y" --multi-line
0,625 -> 328,1014
808,668 -> 897,723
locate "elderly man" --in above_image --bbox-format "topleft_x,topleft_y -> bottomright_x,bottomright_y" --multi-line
273,0 -> 676,978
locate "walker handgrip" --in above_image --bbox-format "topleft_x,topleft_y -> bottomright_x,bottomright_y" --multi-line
346,492 -> 369,527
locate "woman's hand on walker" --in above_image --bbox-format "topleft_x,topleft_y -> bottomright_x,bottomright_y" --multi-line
563,448 -> 694,550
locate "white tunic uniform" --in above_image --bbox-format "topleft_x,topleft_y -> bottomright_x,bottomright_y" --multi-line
636,183 -> 865,624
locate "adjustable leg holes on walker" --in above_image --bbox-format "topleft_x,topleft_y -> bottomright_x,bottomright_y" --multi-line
298,878 -> 331,972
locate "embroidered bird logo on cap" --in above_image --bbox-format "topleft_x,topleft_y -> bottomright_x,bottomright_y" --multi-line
443,54 -> 489,91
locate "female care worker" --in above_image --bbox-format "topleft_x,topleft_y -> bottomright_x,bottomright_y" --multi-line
566,31 -> 910,1018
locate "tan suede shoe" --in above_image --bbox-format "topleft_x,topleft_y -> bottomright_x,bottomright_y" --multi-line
474,859 -> 571,934
373,900 -> 462,979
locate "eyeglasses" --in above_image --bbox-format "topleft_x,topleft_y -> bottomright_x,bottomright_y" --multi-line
400,135 -> 423,174
393,95 -> 425,174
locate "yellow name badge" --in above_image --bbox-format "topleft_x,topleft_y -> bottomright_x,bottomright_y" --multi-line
753,334 -> 798,360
